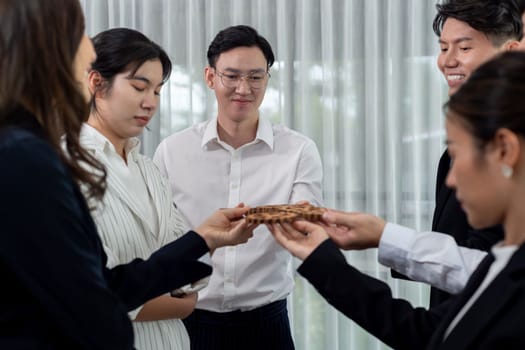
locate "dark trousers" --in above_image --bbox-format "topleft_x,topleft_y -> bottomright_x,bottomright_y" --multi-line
183,299 -> 295,350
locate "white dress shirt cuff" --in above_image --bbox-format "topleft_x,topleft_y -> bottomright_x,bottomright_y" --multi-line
378,222 -> 415,275
378,222 -> 487,294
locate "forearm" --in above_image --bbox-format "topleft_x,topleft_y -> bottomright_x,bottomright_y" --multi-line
298,239 -> 441,350
107,231 -> 211,311
134,293 -> 198,321
378,223 -> 487,293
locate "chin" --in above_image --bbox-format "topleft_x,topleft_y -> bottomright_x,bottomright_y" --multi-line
466,215 -> 498,231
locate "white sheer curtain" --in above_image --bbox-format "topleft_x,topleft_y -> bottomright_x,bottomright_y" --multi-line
80,1 -> 448,348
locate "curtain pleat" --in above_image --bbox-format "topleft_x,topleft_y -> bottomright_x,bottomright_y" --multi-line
80,1 -> 447,348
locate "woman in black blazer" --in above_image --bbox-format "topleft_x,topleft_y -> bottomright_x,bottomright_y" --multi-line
269,51 -> 525,349
0,1 -> 254,349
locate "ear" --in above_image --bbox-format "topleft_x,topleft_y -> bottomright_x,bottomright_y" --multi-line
204,66 -> 215,89
505,40 -> 520,51
493,128 -> 520,168
88,70 -> 104,95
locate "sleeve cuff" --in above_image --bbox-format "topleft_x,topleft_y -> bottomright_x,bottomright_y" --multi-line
378,222 -> 417,270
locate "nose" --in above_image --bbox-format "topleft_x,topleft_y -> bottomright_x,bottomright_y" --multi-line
445,161 -> 456,189
442,49 -> 459,68
235,77 -> 252,94
141,91 -> 158,111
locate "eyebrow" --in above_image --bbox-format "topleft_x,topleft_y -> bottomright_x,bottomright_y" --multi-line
221,67 -> 267,74
127,75 -> 164,87
438,37 -> 473,45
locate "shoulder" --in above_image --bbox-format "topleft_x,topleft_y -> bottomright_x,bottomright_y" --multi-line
158,121 -> 208,146
0,125 -> 45,149
0,126 -> 64,175
270,123 -> 318,152
0,126 -> 84,220
272,123 -> 314,142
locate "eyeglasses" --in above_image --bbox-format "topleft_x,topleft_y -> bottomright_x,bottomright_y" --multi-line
215,69 -> 270,89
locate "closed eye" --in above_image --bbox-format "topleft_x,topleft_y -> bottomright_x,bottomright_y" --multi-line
222,73 -> 238,79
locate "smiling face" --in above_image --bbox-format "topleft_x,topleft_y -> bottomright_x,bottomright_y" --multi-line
205,46 -> 268,124
437,18 -> 505,95
445,116 -> 509,229
88,59 -> 163,149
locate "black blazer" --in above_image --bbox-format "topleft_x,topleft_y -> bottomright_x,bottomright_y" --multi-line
429,151 -> 503,305
0,108 -> 212,349
299,239 -> 525,349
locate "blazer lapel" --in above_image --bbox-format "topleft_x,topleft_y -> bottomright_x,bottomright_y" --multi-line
440,279 -> 519,349
79,127 -> 157,238
432,151 -> 453,230
134,156 -> 164,240
430,247 -> 525,349
101,151 -> 156,237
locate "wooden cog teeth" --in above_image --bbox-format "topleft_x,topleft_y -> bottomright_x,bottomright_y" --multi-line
245,204 -> 325,224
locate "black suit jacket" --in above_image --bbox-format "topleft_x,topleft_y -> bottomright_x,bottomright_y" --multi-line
0,108 -> 212,349
300,239 -> 525,349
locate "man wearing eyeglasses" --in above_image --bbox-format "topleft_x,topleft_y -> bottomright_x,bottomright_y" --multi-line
154,25 -> 322,350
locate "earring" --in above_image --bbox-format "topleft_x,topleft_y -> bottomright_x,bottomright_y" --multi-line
501,164 -> 513,178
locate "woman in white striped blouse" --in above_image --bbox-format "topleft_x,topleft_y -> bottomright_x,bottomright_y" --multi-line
81,28 -> 196,350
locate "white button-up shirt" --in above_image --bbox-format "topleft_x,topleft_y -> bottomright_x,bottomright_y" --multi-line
154,117 -> 323,311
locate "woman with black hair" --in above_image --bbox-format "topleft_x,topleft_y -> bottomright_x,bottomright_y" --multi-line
270,51 -> 525,349
83,28 -> 196,350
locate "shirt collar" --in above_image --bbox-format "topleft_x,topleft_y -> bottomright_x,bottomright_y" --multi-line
201,116 -> 274,150
80,123 -> 141,160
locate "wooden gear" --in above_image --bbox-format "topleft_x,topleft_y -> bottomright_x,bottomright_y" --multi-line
245,204 -> 326,224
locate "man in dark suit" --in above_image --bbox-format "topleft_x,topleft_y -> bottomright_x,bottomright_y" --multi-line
393,0 -> 522,306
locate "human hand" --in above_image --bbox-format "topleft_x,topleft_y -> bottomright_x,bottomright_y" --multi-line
196,204 -> 257,252
267,220 -> 329,260
321,210 -> 386,250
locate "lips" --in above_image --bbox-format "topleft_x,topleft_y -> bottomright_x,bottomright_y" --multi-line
455,195 -> 465,210
134,116 -> 151,126
445,73 -> 467,88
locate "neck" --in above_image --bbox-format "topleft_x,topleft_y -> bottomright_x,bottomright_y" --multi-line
216,114 -> 258,149
87,115 -> 127,161
502,183 -> 525,246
